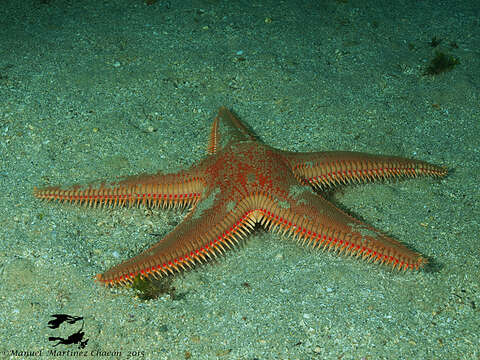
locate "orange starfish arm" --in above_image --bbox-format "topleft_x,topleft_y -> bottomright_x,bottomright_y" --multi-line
251,185 -> 427,271
33,171 -> 206,209
207,106 -> 257,155
281,151 -> 448,189
96,189 -> 258,286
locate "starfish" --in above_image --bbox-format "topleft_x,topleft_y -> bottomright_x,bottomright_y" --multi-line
34,107 -> 447,286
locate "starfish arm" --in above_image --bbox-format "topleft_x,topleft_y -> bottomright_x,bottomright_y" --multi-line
253,188 -> 427,271
207,107 -> 258,155
95,189 -> 259,286
33,170 -> 206,209
281,151 -> 447,189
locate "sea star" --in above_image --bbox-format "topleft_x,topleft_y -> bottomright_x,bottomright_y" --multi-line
34,107 -> 447,286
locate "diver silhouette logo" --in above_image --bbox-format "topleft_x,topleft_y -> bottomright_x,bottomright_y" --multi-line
47,314 -> 89,349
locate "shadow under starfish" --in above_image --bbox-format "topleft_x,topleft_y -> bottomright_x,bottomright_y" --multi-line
34,107 -> 448,286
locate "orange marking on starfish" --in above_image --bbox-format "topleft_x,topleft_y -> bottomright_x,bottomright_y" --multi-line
34,107 -> 447,287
